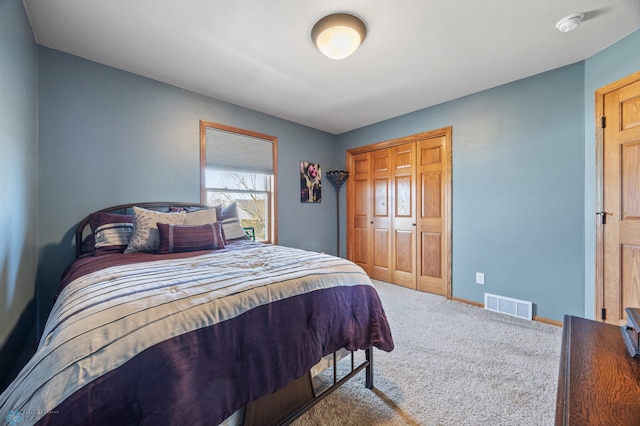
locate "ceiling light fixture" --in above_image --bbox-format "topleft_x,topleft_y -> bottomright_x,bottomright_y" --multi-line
555,13 -> 584,33
311,13 -> 367,60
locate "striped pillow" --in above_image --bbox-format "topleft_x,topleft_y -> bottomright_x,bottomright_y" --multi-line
89,212 -> 134,255
156,222 -> 225,254
216,202 -> 249,241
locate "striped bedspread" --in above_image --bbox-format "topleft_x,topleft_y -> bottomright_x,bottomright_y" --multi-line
0,242 -> 393,425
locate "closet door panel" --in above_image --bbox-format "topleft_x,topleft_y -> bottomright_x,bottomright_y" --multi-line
374,178 -> 389,216
373,229 -> 391,267
421,172 -> 442,218
417,137 -> 449,296
421,232 -> 442,278
392,143 -> 417,288
395,230 -> 414,272
395,175 -> 412,217
350,152 -> 371,273
370,149 -> 392,282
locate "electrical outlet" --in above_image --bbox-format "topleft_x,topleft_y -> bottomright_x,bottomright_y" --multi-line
476,272 -> 485,285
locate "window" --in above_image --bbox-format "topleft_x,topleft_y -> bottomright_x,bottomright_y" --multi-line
200,120 -> 277,243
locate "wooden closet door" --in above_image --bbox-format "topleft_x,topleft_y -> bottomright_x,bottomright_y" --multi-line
370,148 -> 393,282
346,127 -> 452,297
350,152 -> 371,274
392,142 -> 417,288
416,135 -> 451,296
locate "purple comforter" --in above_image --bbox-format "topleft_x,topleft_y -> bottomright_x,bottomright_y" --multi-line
1,242 -> 393,425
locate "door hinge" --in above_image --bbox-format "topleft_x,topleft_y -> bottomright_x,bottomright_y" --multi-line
596,211 -> 609,225
601,116 -> 606,128
601,307 -> 606,320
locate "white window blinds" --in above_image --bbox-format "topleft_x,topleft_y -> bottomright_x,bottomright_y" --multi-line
205,127 -> 274,174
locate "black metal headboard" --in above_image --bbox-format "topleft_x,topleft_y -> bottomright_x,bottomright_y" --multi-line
75,202 -> 211,259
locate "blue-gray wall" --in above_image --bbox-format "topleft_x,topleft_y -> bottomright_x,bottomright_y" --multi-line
0,0 -> 38,347
338,64 -> 586,322
583,29 -> 640,319
37,48 -> 338,328
337,29 -> 640,322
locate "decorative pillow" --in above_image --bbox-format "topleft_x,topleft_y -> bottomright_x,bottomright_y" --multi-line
216,202 -> 249,241
157,222 -> 225,254
89,212 -> 134,255
183,208 -> 217,226
124,207 -> 186,254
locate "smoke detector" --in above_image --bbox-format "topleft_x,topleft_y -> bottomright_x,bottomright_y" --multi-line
556,13 -> 584,33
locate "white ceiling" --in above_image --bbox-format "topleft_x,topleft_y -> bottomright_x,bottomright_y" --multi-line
23,0 -> 640,135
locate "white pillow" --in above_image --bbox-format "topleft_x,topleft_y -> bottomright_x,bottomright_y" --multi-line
124,207 -> 186,253
183,208 -> 217,226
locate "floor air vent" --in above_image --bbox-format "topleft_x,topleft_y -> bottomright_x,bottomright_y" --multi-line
484,293 -> 532,320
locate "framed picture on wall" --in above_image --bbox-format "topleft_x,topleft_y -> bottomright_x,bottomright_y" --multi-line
300,161 -> 321,203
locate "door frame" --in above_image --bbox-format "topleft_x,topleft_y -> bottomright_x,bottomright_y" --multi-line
595,70 -> 640,320
346,126 -> 452,298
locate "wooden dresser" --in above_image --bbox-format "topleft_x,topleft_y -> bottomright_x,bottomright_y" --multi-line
556,315 -> 640,425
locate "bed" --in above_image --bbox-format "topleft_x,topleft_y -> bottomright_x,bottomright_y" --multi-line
0,202 -> 394,425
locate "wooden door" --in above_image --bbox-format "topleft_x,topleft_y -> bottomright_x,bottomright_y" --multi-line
350,152 -> 371,274
370,148 -> 393,282
598,72 -> 640,325
416,134 -> 451,296
391,142 -> 417,288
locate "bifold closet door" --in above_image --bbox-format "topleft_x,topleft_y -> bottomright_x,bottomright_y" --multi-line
369,148 -> 393,282
347,126 -> 451,297
351,152 -> 371,274
416,136 -> 450,296
391,142 -> 417,289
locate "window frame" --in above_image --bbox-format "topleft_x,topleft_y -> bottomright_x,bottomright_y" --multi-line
199,120 -> 278,244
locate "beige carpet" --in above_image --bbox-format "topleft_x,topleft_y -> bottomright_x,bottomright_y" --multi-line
293,280 -> 563,426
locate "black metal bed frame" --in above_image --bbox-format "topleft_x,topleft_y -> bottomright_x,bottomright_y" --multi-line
282,348 -> 374,425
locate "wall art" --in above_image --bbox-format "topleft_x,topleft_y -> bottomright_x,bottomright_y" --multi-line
300,161 -> 321,203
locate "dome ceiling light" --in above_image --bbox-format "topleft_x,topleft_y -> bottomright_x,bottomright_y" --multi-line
311,13 -> 367,60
